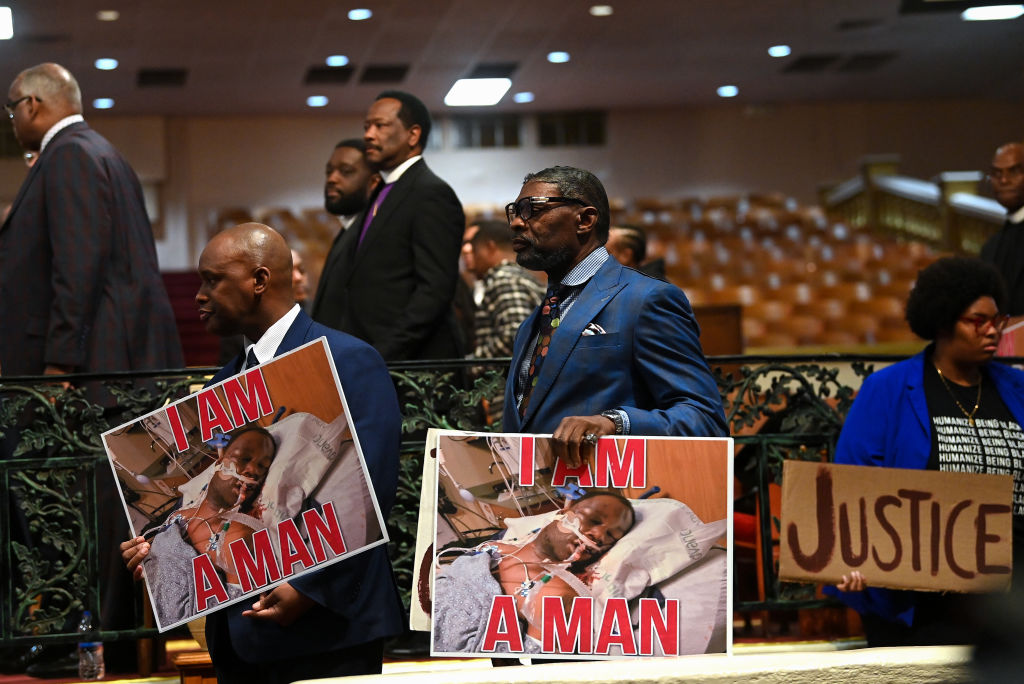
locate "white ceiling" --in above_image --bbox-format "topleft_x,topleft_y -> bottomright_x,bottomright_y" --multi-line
1,0 -> 1023,116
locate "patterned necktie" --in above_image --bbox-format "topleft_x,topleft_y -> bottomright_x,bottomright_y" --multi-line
245,348 -> 259,371
519,284 -> 570,416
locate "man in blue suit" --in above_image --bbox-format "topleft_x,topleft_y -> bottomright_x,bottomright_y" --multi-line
123,223 -> 404,681
502,166 -> 727,466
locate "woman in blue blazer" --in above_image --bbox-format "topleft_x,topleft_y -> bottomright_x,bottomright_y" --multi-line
828,257 -> 1024,646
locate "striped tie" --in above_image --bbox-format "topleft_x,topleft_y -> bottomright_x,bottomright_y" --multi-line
519,284 -> 570,416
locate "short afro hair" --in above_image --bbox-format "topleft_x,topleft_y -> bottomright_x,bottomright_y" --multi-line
905,257 -> 1008,340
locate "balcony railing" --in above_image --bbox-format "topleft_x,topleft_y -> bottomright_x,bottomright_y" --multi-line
5,354 -> 1018,648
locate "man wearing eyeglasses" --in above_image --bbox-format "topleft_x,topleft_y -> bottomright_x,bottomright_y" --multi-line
2,62 -> 182,675
980,142 -> 1024,316
501,166 -> 727,468
1,63 -> 182,381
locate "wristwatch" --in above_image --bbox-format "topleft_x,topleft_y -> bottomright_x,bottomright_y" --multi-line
600,410 -> 625,435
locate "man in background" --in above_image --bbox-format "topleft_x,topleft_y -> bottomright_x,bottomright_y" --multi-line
312,90 -> 464,361
469,219 -> 545,360
606,225 -> 666,280
980,141 -> 1024,316
1,62 -> 182,382
1,62 -> 182,675
323,138 -> 379,234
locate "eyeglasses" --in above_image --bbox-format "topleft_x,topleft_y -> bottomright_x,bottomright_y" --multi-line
505,196 -> 586,224
986,165 -> 1024,183
4,95 -> 34,119
959,313 -> 1011,334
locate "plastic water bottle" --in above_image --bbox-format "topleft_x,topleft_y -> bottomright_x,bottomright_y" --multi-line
77,610 -> 105,680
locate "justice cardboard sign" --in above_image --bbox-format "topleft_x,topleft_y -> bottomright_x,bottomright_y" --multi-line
428,432 -> 733,660
102,338 -> 388,631
779,460 -> 1013,593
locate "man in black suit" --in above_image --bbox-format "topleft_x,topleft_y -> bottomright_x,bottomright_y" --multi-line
1,62 -> 182,380
324,138 -> 379,233
980,142 -> 1024,315
1,63 -> 183,675
312,91 -> 465,361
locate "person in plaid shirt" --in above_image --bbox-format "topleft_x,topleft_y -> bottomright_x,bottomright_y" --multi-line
469,219 -> 546,360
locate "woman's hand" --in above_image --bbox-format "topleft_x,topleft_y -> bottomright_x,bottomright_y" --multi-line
835,570 -> 865,592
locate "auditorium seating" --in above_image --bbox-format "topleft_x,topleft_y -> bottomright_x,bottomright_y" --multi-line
203,190 -> 939,351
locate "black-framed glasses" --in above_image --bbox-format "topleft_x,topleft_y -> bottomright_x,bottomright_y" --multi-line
505,196 -> 586,223
959,313 -> 1011,334
4,95 -> 33,119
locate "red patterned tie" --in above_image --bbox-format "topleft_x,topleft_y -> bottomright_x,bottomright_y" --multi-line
519,284 -> 569,416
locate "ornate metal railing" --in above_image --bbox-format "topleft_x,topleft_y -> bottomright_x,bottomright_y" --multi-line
8,354 -> 1019,648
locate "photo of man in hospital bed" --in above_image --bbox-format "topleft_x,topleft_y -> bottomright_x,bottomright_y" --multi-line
105,342 -> 387,631
430,433 -> 732,660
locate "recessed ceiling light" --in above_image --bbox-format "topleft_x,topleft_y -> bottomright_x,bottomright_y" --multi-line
96,10 -> 119,21
307,95 -> 329,107
93,98 -> 115,110
0,7 -> 12,40
768,45 -> 791,58
717,85 -> 739,98
547,51 -> 570,64
95,58 -> 119,71
961,4 -> 1024,20
348,8 -> 372,21
513,91 -> 535,104
444,78 -> 512,106
589,5 -> 614,16
325,55 -> 350,67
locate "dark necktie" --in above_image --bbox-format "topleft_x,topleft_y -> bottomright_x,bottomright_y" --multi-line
519,284 -> 570,416
245,348 -> 259,371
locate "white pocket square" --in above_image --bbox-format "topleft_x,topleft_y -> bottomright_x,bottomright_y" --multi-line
581,323 -> 607,336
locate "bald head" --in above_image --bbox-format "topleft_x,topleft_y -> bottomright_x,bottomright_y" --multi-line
990,142 -> 1024,213
196,223 -> 296,340
7,63 -> 83,151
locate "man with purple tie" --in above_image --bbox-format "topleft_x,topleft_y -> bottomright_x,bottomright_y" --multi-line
312,91 -> 465,361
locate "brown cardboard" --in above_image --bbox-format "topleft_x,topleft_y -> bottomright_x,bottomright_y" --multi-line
779,460 -> 1013,593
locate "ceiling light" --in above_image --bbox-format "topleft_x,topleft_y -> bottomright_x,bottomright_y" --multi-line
547,51 -> 570,64
95,58 -> 119,71
961,4 -> 1024,20
348,8 -> 372,21
306,95 -> 329,107
0,7 -> 12,40
589,5 -> 614,16
768,44 -> 791,58
325,55 -> 350,67
513,91 -> 535,103
717,85 -> 739,98
93,98 -> 115,109
96,10 -> 119,21
444,78 -> 512,106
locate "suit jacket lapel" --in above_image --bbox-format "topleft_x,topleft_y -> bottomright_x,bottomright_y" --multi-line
520,259 -> 626,428
276,310 -> 315,356
1,153 -> 45,234
2,122 -> 87,234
